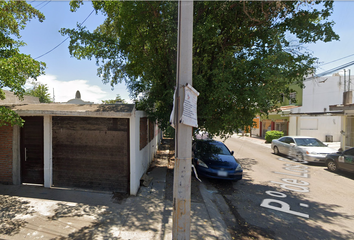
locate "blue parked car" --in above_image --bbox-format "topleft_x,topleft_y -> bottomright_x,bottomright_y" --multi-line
192,140 -> 243,181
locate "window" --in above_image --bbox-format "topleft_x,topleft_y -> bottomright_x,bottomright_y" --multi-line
345,148 -> 354,156
294,138 -> 326,147
284,137 -> 295,144
289,92 -> 296,105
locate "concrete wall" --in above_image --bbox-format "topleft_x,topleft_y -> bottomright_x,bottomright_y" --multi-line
293,75 -> 347,114
1,90 -> 40,104
291,115 -> 341,142
130,111 -> 161,195
289,116 -> 298,136
288,74 -> 351,140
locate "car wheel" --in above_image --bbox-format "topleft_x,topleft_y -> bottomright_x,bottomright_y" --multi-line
273,146 -> 280,155
327,160 -> 338,172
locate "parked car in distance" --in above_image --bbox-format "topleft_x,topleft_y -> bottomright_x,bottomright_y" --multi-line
325,148 -> 354,173
192,140 -> 242,180
271,136 -> 337,163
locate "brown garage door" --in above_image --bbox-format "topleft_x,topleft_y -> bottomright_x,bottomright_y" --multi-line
52,117 -> 129,192
20,116 -> 44,184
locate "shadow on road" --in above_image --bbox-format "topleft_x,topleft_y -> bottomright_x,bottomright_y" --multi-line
208,157 -> 354,240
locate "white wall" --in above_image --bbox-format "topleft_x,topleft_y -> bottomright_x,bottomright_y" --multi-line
288,74 -> 351,140
295,115 -> 341,142
251,127 -> 260,137
288,116 -> 298,136
300,75 -> 345,113
129,110 -> 161,195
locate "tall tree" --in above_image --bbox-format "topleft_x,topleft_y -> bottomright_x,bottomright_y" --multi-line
25,82 -> 52,103
101,94 -> 126,104
61,1 -> 339,137
0,1 -> 46,126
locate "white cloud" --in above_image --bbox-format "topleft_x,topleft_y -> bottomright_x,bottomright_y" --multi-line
27,75 -> 125,104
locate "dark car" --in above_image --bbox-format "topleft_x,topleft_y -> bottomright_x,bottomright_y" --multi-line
192,140 -> 243,180
325,148 -> 354,173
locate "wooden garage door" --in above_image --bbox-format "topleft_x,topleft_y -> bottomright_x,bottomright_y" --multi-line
52,117 -> 129,192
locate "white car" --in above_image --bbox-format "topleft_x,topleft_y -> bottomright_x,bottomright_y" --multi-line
271,136 -> 337,163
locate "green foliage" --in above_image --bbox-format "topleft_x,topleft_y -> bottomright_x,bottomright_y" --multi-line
101,94 -> 126,104
25,82 -> 52,103
265,130 -> 284,143
61,1 -> 339,137
164,125 -> 175,139
0,1 -> 46,125
0,106 -> 24,127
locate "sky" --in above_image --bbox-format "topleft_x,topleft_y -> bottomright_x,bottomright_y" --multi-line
17,1 -> 354,103
304,1 -> 354,77
20,1 -> 125,103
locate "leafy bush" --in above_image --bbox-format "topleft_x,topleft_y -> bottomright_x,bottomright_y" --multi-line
265,130 -> 284,143
164,125 -> 175,139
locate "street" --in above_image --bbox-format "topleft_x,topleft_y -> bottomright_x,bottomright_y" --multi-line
204,136 -> 354,239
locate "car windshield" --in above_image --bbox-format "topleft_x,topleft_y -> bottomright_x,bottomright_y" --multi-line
294,138 -> 327,147
194,141 -> 231,156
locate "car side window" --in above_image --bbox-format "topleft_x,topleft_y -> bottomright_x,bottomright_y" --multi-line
279,137 -> 286,143
344,148 -> 354,156
283,137 -> 294,144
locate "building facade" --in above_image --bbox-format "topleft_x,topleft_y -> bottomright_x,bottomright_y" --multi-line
1,95 -> 161,195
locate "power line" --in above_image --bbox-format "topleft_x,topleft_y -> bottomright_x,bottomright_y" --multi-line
38,0 -> 51,10
319,53 -> 354,66
34,9 -> 95,60
34,1 -> 48,8
308,60 -> 354,79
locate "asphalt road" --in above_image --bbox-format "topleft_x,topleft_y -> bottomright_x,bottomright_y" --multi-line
209,136 -> 354,240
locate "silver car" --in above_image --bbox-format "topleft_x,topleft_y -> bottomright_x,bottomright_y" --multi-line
271,136 -> 337,163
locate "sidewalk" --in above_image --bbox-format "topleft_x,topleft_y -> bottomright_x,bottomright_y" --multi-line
0,138 -> 231,240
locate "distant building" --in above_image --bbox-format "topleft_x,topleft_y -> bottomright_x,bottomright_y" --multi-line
66,90 -> 93,104
0,89 -> 39,104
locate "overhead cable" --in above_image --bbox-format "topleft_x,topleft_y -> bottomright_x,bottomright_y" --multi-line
34,1 -> 48,8
38,0 -> 51,10
34,9 -> 95,60
319,53 -> 354,66
308,60 -> 354,79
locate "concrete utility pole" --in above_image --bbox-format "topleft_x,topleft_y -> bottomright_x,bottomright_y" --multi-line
173,1 -> 193,239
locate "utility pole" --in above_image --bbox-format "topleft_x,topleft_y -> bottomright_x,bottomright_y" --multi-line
173,1 -> 193,239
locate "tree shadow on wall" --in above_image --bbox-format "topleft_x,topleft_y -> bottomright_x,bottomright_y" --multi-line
0,195 -> 35,236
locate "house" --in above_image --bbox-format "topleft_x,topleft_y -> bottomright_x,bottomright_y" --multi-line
289,73 -> 345,143
329,72 -> 354,150
252,85 -> 302,138
0,91 -> 161,195
253,72 -> 348,143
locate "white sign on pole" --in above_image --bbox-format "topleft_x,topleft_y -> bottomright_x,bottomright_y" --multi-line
180,83 -> 199,128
